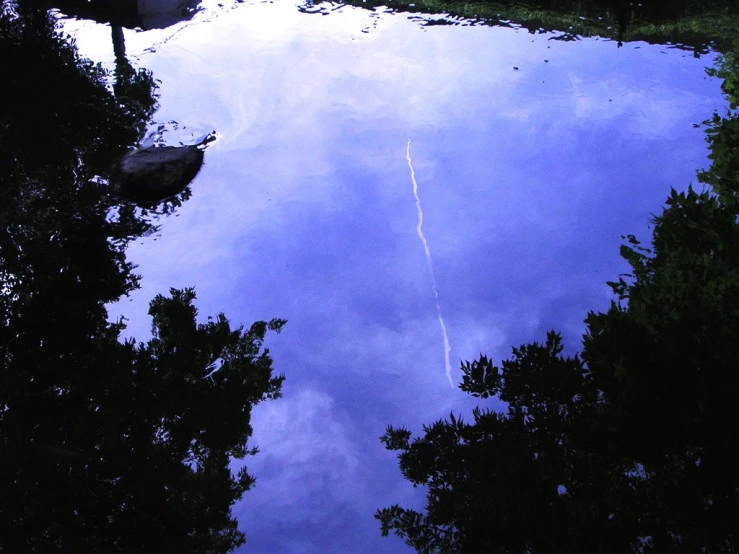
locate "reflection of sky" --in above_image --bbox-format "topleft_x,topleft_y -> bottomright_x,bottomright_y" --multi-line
67,1 -> 726,551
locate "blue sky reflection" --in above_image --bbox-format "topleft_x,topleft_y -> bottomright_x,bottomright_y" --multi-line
63,1 -> 729,550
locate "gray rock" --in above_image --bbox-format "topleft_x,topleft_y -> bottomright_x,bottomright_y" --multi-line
110,134 -> 214,203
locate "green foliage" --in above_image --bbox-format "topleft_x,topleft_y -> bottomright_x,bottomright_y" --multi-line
707,41 -> 739,109
700,42 -> 739,205
309,0 -> 739,54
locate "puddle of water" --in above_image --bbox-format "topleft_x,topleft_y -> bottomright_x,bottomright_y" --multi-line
64,1 -> 726,551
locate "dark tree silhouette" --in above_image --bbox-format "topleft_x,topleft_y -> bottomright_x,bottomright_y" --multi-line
1,286 -> 285,553
0,4 -> 286,551
377,46 -> 739,554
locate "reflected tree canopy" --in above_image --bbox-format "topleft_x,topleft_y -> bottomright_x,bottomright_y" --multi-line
26,0 -> 203,30
0,4 -> 285,552
700,42 -> 739,204
4,0 -> 739,551
378,44 -> 739,554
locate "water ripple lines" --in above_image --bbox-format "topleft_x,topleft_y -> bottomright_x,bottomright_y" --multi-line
406,139 -> 453,387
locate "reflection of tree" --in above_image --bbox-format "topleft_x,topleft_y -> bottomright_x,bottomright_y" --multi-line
1,5 -> 155,177
0,2 -> 155,289
0,5 -> 285,552
25,0 -> 203,31
699,42 -> 739,205
377,41 -> 739,554
305,0 -> 739,54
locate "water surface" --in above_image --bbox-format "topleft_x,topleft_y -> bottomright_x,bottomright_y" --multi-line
66,2 -> 726,551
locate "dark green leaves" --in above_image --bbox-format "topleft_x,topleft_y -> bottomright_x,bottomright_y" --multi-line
700,42 -> 739,205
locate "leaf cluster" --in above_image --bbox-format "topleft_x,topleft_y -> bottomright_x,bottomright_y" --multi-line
699,44 -> 739,207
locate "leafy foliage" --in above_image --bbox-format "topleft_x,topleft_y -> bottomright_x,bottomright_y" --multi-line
699,41 -> 739,205
309,0 -> 739,54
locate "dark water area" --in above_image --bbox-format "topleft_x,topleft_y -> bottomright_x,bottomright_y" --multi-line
2,0 -> 738,552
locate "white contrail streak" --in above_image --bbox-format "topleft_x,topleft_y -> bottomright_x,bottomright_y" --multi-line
407,139 -> 453,387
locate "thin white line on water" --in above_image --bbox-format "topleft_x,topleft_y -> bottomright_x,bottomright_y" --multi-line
407,139 -> 453,387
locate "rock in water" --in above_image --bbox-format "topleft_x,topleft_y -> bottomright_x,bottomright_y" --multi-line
110,145 -> 205,203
